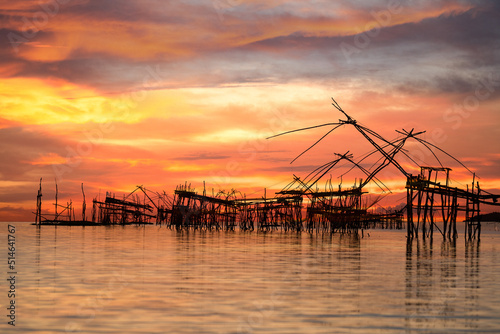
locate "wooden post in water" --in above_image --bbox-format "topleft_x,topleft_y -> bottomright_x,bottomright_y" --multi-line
429,191 -> 434,240
476,181 -> 481,240
81,183 -> 86,222
465,184 -> 470,239
452,189 -> 458,238
54,179 -> 58,220
406,182 -> 413,238
36,178 -> 42,225
416,185 -> 422,238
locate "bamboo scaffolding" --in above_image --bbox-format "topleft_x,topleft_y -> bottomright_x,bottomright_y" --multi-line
33,99 -> 500,236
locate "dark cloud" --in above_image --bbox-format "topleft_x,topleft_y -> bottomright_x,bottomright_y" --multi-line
259,164 -> 321,173
2,1 -> 496,94
12,54 -> 146,92
240,4 -> 500,93
0,186 -> 35,204
370,6 -> 500,61
60,0 -> 196,25
0,206 -> 33,222
176,153 -> 231,161
0,126 -> 65,180
0,28 -> 19,60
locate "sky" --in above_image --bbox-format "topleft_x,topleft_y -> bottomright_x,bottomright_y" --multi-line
1,0 -> 499,221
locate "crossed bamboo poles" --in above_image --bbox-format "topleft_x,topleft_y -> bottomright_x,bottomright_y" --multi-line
268,97 -> 472,194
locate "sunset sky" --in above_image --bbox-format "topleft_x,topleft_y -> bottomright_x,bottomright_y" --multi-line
1,0 -> 499,221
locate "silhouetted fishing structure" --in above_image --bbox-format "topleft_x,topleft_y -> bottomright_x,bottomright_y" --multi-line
34,99 -> 500,239
34,179 -> 89,225
168,183 -> 238,230
235,189 -> 303,232
35,182 -> 169,226
267,98 -> 500,239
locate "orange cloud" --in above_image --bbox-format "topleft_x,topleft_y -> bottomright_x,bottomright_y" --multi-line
29,153 -> 67,165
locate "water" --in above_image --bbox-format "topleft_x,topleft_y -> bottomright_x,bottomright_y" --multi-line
2,222 -> 500,333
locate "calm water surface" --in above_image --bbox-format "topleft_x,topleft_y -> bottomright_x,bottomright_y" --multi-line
2,222 -> 500,333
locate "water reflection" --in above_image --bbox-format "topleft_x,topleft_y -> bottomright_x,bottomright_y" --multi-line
34,227 -> 41,316
8,223 -> 500,333
405,237 -> 480,331
465,239 -> 480,330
